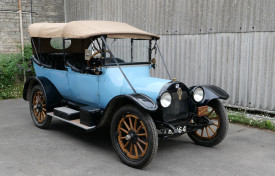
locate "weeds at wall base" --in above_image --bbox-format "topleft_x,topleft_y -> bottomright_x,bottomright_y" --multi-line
228,110 -> 275,131
0,44 -> 33,100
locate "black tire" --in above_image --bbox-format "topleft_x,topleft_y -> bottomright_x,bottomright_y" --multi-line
110,105 -> 158,168
29,85 -> 52,129
188,99 -> 229,147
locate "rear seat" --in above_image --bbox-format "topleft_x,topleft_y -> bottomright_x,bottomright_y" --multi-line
33,53 -> 65,70
33,53 -> 86,72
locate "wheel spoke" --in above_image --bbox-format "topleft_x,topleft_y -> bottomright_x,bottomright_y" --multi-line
206,127 -> 210,138
137,133 -> 146,137
208,126 -> 216,133
120,128 -> 128,134
124,141 -> 130,148
138,138 -> 147,145
129,116 -> 133,129
213,123 -> 218,127
136,125 -> 143,133
37,95 -> 41,101
38,112 -> 42,122
134,118 -> 137,130
33,107 -> 37,116
201,128 -> 204,137
136,142 -> 144,153
134,144 -> 138,157
122,120 -> 130,130
121,136 -> 126,139
41,111 -> 46,121
207,110 -> 214,118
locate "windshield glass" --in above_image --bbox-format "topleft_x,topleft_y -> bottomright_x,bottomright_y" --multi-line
105,38 -> 150,65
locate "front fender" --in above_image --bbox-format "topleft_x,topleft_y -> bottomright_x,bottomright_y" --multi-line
23,76 -> 62,110
97,93 -> 158,128
190,85 -> 229,106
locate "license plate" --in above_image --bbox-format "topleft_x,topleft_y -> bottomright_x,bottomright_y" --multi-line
197,106 -> 208,117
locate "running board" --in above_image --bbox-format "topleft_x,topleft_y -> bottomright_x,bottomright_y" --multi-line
47,112 -> 96,131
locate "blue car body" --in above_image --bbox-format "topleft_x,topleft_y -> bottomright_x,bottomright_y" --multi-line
33,62 -> 169,109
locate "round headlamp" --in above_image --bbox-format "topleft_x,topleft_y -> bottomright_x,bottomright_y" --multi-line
160,92 -> 172,108
193,87 -> 204,102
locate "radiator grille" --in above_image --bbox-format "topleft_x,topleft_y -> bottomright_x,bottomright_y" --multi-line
162,91 -> 189,122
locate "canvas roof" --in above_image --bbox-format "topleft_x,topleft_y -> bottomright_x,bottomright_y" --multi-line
29,21 -> 159,39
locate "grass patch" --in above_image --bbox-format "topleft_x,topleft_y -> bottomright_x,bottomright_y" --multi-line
0,83 -> 24,100
228,110 -> 275,131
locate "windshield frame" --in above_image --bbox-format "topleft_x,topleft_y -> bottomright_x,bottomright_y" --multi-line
102,38 -> 152,66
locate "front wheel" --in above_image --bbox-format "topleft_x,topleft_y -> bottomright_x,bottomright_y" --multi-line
110,105 -> 158,168
188,99 -> 229,147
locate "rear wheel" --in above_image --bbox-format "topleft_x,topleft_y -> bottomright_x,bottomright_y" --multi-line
29,85 -> 51,129
188,99 -> 229,147
110,105 -> 158,168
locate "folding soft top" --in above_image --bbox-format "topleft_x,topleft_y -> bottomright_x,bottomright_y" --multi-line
29,20 -> 159,40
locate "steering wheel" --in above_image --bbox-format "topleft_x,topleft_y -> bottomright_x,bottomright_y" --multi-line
87,50 -> 110,68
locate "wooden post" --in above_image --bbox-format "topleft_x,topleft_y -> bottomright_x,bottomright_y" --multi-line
18,0 -> 26,82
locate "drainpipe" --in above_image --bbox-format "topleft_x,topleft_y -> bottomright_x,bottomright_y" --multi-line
18,0 -> 26,82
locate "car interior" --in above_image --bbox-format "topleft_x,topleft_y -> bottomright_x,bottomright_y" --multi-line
32,53 -> 126,75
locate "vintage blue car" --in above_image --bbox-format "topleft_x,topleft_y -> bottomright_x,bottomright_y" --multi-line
23,21 -> 229,168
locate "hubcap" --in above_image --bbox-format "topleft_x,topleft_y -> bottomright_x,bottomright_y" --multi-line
125,134 -> 131,141
117,114 -> 148,160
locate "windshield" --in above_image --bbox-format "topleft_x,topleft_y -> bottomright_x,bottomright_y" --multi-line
105,38 -> 151,65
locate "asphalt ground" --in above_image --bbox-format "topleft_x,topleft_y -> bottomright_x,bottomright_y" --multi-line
0,99 -> 274,176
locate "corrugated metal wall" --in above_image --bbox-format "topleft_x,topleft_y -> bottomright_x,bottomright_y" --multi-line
156,33 -> 275,113
64,0 -> 275,113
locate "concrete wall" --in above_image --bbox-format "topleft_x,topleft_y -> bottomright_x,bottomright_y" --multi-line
0,0 -> 64,53
64,0 -> 275,113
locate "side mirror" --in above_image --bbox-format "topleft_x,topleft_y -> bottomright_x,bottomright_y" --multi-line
151,58 -> 156,69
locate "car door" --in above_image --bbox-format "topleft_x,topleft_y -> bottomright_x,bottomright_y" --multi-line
67,70 -> 99,105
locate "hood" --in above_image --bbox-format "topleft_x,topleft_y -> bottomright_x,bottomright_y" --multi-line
121,76 -> 170,102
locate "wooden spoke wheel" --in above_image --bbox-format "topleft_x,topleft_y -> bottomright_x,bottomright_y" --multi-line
111,105 -> 158,168
117,114 -> 148,160
194,106 -> 220,140
29,85 -> 52,129
188,99 -> 229,147
32,91 -> 47,123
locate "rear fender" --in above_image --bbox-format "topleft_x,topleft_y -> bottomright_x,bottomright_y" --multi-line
23,76 -> 62,110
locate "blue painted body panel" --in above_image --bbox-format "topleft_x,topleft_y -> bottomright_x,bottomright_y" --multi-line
33,62 -> 169,108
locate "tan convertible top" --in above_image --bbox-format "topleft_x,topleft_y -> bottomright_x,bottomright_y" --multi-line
29,20 -> 159,39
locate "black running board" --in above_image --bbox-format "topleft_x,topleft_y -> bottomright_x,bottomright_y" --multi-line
47,112 -> 96,132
